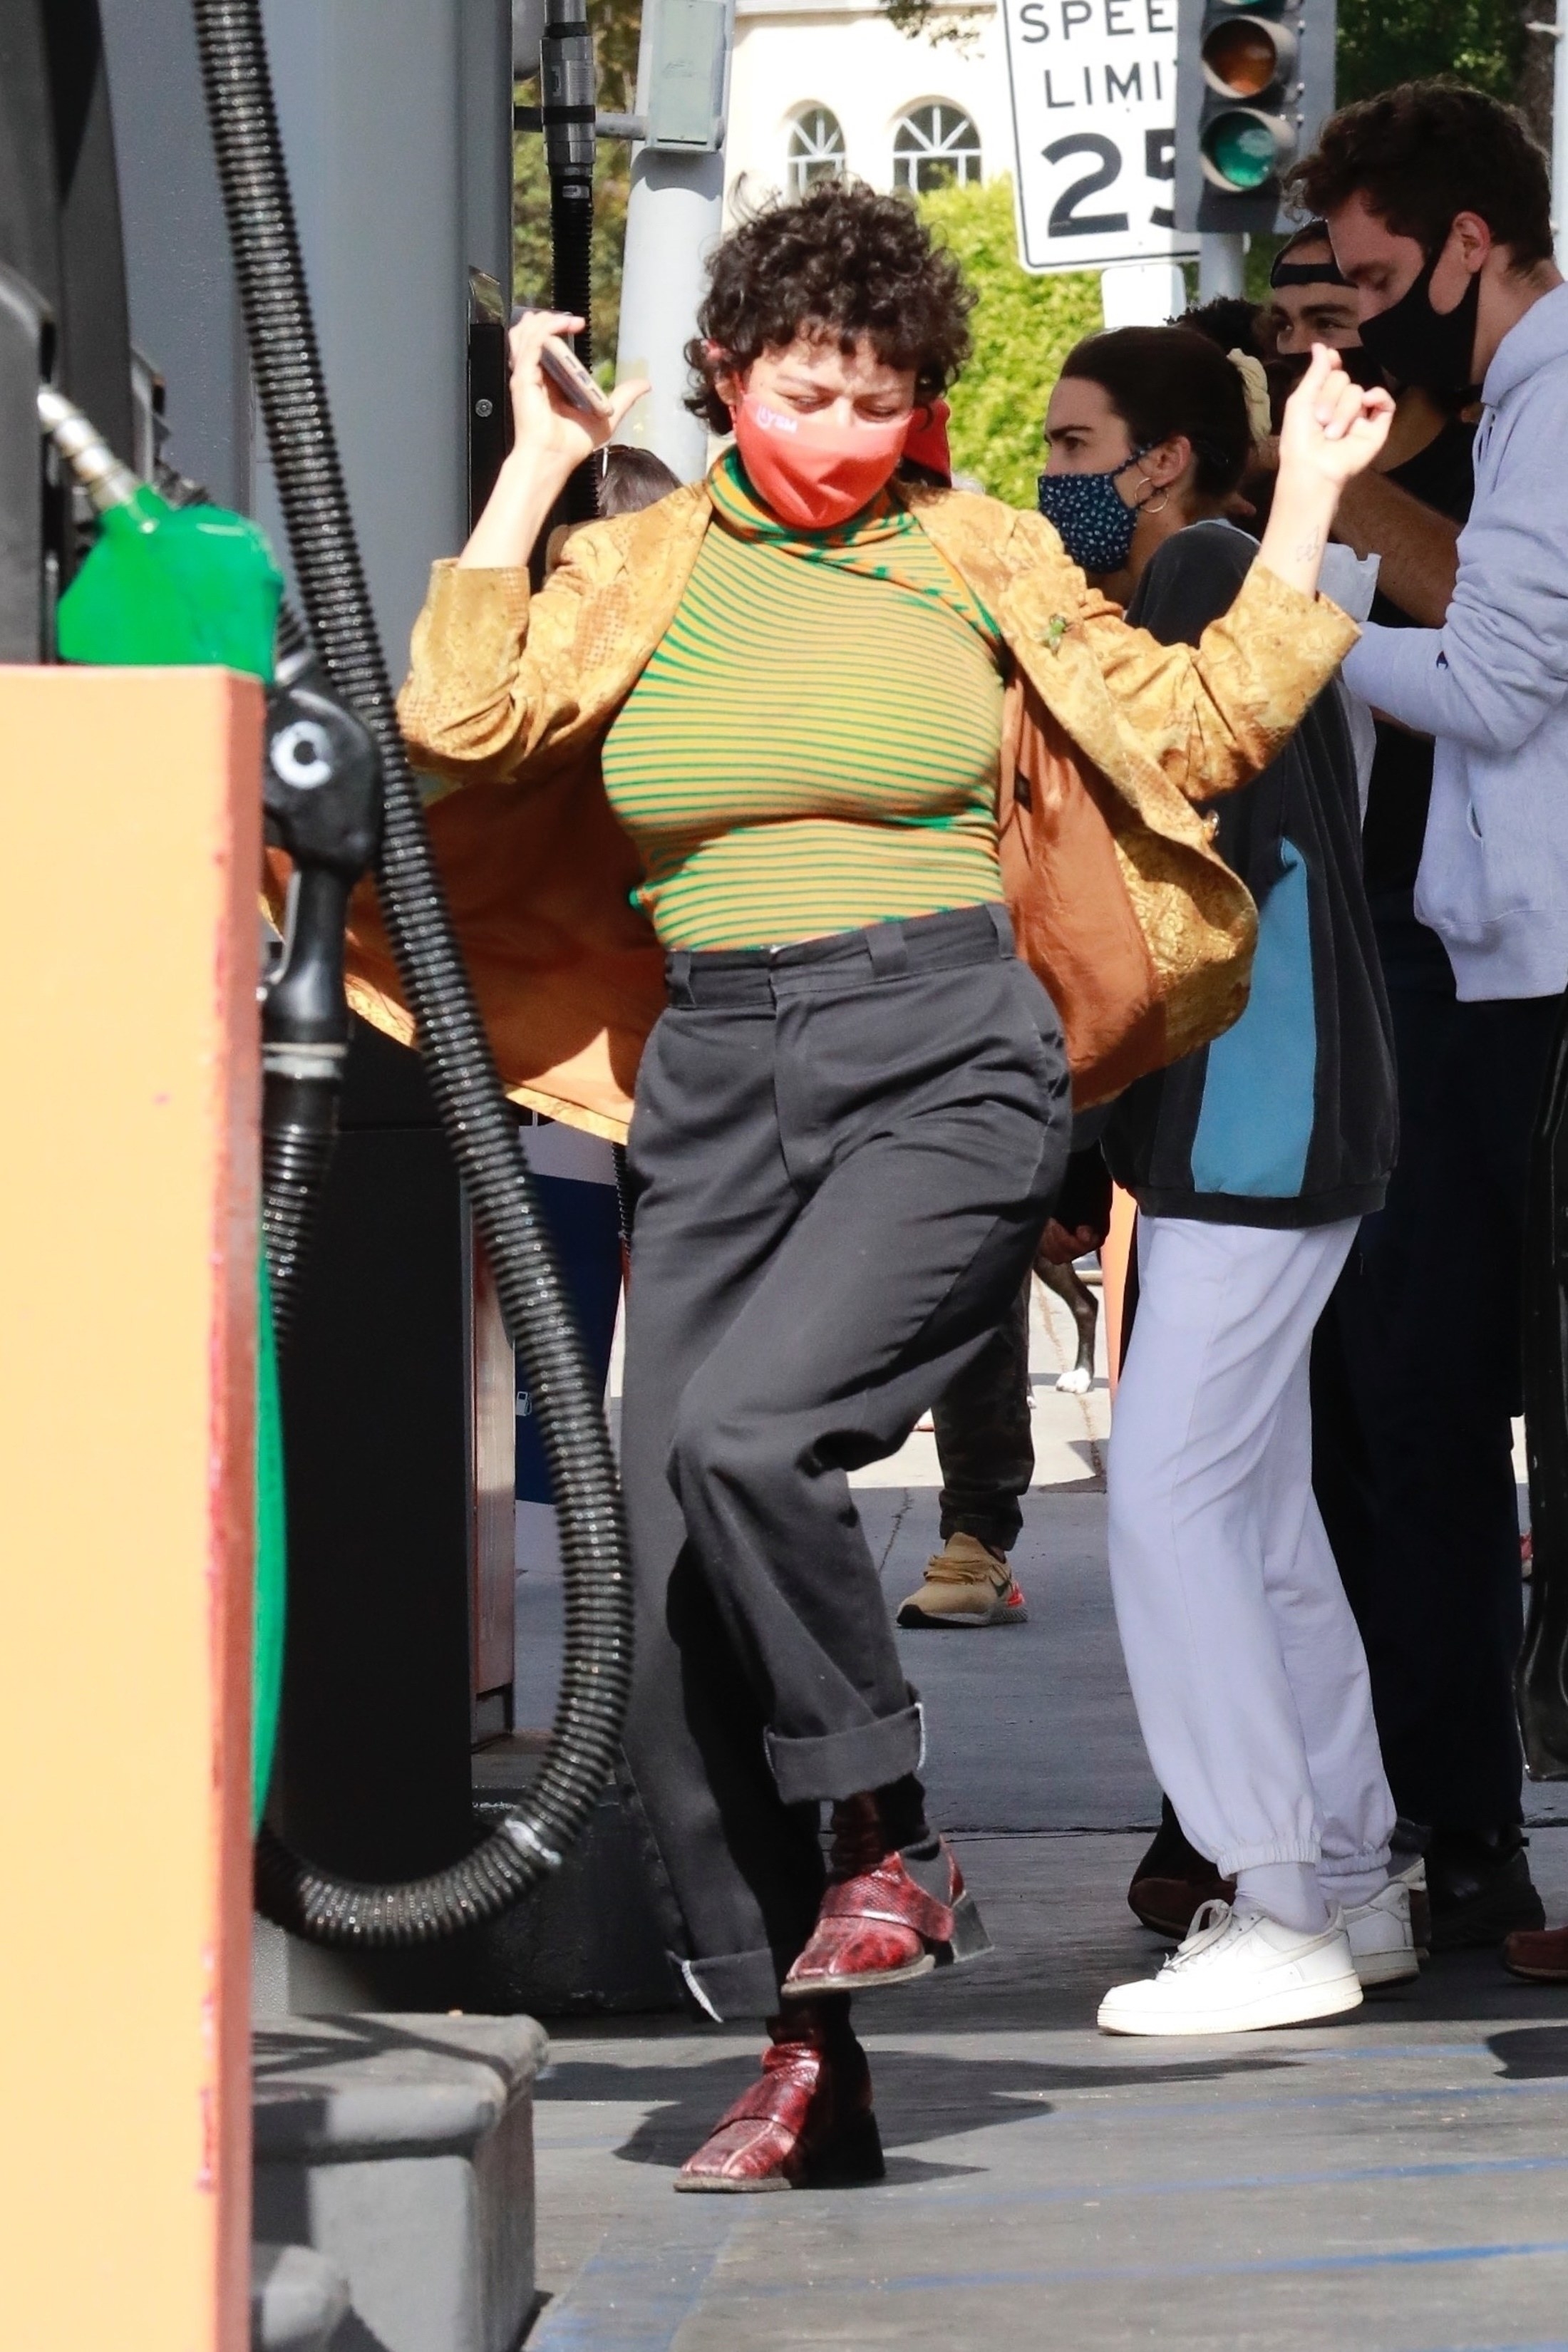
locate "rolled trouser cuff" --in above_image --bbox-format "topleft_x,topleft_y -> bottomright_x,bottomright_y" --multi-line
764,1701 -> 925,1805
676,1944 -> 790,2022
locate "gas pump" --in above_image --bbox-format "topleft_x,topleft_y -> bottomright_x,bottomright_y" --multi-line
3,0 -> 640,1976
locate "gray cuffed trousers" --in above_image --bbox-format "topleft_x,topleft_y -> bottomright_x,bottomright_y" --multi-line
619,904 -> 1070,2018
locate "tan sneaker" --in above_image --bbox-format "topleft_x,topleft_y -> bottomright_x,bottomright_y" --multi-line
896,1532 -> 1027,1629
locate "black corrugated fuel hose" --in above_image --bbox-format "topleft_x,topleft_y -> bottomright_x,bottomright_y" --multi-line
542,0 -> 599,525
192,0 -> 634,1946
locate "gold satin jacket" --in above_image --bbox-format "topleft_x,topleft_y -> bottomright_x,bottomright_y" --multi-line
344,480 -> 1358,1139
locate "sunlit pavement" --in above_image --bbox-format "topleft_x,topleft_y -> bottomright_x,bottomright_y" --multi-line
523,1284 -> 1568,2352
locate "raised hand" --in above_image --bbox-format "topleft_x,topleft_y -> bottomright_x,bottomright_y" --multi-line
505,309 -> 649,472
460,312 -> 651,570
1278,343 -> 1395,494
1258,344 -> 1395,601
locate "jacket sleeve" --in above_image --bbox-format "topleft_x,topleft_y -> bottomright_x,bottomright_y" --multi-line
395,539 -> 612,791
1339,392 -> 1568,754
1006,505 -> 1360,803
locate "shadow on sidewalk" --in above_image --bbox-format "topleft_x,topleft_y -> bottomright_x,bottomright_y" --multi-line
537,2043 -> 1305,2175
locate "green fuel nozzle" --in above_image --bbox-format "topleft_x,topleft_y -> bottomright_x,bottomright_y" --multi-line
38,390 -> 297,1825
41,386 -> 283,679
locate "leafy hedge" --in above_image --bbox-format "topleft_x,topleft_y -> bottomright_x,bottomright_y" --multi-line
919,174 -> 1102,507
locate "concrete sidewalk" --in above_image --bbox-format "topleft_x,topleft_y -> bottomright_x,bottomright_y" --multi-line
521,1281 -> 1568,2351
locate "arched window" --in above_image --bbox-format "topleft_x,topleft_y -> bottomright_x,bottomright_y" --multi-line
787,105 -> 845,195
892,103 -> 981,193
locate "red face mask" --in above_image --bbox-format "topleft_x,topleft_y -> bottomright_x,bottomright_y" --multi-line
732,392 -> 911,529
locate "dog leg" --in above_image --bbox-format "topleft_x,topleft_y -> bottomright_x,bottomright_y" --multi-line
1036,1255 -> 1098,1395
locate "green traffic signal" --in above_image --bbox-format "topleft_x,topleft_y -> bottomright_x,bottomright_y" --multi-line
1200,105 -> 1289,191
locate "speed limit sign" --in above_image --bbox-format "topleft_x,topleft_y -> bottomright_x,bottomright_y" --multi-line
1001,0 -> 1200,272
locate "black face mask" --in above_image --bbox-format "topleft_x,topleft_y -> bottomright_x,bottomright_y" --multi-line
1336,344 -> 1392,394
1358,247 -> 1482,399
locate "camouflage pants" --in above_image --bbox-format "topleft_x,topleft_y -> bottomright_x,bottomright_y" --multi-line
932,1276 -> 1033,1555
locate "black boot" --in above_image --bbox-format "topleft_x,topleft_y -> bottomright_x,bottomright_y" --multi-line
1427,1825 -> 1545,1950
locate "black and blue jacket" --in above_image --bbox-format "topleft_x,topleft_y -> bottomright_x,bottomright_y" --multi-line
1104,522 -> 1397,1229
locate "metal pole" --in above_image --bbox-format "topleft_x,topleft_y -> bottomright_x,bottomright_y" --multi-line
613,0 -> 733,480
1197,231 -> 1246,301
1556,3 -> 1568,270
1100,259 -> 1187,328
1529,9 -> 1568,268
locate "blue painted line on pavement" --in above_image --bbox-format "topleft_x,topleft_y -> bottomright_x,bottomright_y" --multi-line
726,2234 -> 1568,2299
1020,2074 -> 1568,2126
857,2147 -> 1568,2211
527,2200 -> 734,2350
1291,2043 -> 1505,2061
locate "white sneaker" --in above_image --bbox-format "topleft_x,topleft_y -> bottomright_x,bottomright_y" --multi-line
1343,1877 -> 1419,1988
1098,1900 -> 1363,2037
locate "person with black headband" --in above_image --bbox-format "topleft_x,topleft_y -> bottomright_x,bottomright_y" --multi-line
1266,223 -> 1470,631
1292,83 -> 1568,1961
1268,224 -> 1362,352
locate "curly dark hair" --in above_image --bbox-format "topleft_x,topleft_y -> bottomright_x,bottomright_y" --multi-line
1172,295 -> 1263,357
685,179 -> 974,431
1289,81 -> 1552,268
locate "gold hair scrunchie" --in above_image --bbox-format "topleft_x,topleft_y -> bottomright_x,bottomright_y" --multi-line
1227,348 -> 1273,445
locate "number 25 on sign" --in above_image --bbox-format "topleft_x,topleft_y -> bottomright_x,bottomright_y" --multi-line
1001,0 -> 1200,272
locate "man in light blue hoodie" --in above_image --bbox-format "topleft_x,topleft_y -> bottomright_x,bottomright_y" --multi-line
1296,85 -> 1566,1950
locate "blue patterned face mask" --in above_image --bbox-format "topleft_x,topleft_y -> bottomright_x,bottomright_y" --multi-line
1036,445 -> 1152,574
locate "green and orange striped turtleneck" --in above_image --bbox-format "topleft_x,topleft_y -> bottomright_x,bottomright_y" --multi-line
599,450 -> 1006,952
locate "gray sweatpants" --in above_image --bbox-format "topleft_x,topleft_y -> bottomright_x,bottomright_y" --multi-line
1108,1214 -> 1395,1894
619,904 -> 1070,2017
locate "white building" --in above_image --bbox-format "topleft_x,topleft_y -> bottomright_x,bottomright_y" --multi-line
725,0 -> 1009,217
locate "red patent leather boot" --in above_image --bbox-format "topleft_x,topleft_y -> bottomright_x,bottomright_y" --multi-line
781,1793 -> 991,1998
674,1999 -> 884,2192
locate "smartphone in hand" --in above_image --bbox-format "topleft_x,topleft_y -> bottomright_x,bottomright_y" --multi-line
514,307 -> 614,418
540,335 -> 613,418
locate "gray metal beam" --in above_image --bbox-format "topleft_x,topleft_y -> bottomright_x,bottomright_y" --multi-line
98,0 -> 250,507
254,0 -> 510,668
104,0 -> 512,667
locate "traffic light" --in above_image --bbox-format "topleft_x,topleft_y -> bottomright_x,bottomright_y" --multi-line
1175,0 -> 1337,237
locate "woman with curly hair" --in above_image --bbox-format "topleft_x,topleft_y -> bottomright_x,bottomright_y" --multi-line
380,180 -> 1390,2189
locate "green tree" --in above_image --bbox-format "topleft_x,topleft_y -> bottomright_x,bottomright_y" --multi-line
919,175 -> 1102,505
1334,0 -> 1522,108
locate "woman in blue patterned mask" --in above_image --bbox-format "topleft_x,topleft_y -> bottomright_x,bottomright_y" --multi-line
1036,326 -> 1410,2038
1038,324 -> 1257,594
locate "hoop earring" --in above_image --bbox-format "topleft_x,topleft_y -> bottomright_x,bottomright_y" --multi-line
1137,475 -> 1170,516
